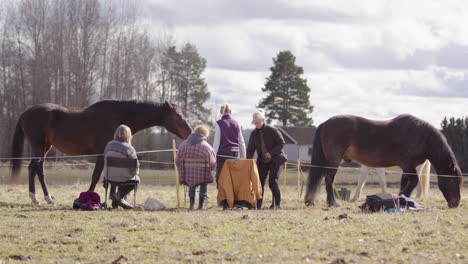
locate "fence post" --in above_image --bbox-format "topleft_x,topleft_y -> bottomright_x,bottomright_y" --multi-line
297,160 -> 301,197
172,139 -> 181,208
283,162 -> 287,193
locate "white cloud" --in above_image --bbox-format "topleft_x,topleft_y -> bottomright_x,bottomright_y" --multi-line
140,0 -> 468,129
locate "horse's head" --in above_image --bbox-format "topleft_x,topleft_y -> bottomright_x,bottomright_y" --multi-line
437,162 -> 462,208
162,101 -> 192,139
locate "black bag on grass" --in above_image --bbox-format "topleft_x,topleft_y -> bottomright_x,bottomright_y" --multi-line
360,193 -> 397,213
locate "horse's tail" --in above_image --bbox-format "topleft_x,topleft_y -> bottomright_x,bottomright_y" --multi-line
417,160 -> 431,197
11,120 -> 24,179
305,124 -> 325,205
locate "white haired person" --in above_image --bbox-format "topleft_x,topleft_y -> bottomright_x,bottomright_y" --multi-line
176,125 -> 217,210
213,104 -> 246,186
246,110 -> 287,209
103,124 -> 140,209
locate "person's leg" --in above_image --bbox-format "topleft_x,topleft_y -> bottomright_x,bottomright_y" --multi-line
116,184 -> 137,209
215,156 -> 227,187
109,185 -> 118,208
268,163 -> 281,209
198,183 -> 208,209
188,186 -> 196,210
257,162 -> 269,209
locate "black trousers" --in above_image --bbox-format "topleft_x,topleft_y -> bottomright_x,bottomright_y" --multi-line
215,151 -> 239,186
257,161 -> 281,209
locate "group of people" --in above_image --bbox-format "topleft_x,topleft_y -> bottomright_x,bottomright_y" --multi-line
104,104 -> 287,210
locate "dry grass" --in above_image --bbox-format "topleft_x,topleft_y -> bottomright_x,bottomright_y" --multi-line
0,180 -> 466,264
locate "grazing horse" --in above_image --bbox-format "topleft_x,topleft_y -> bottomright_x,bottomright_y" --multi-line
11,100 -> 192,204
351,160 -> 431,202
304,114 -> 462,208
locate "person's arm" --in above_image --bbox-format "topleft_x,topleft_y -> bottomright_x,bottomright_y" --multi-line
269,127 -> 285,156
213,123 -> 221,154
238,126 -> 246,159
207,145 -> 217,170
246,131 -> 256,159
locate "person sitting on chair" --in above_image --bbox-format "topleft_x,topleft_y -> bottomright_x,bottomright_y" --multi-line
176,125 -> 216,210
104,124 -> 140,209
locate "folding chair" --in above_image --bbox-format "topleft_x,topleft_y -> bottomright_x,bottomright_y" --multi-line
104,156 -> 139,209
181,158 -> 209,209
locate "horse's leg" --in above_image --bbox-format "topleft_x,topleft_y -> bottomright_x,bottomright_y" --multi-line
324,164 -> 340,207
33,142 -> 54,204
400,173 -> 410,193
351,166 -> 368,202
415,163 -> 423,198
417,160 -> 431,198
28,160 -> 39,205
399,168 -> 419,197
36,158 -> 54,205
88,156 -> 104,191
378,168 -> 387,193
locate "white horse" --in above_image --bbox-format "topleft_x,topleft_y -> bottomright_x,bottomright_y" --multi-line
351,160 -> 431,201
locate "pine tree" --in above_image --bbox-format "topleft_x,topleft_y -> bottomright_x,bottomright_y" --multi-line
441,116 -> 468,172
258,51 -> 313,126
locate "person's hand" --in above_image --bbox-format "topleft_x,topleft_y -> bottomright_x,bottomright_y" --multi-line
265,152 -> 272,160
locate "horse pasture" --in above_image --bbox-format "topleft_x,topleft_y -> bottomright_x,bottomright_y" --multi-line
0,180 -> 466,263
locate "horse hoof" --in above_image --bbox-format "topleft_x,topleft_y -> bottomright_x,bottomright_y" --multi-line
29,192 -> 39,205
328,202 -> 339,207
44,195 -> 55,205
305,200 -> 314,207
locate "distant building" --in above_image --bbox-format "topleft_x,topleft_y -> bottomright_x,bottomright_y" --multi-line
277,126 -> 317,162
239,126 -> 316,162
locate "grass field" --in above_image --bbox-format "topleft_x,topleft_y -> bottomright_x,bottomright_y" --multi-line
0,164 -> 467,264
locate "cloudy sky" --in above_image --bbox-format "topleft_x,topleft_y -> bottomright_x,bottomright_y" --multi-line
141,0 -> 468,129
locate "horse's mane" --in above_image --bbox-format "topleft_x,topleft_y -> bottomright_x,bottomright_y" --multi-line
393,114 -> 460,174
88,100 -> 164,109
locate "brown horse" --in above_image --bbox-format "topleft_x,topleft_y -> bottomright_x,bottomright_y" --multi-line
304,114 -> 462,208
11,100 -> 192,204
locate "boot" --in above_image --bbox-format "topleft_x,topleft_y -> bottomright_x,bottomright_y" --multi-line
256,199 -> 263,210
270,187 -> 281,209
189,197 -> 195,210
116,185 -> 135,209
269,201 -> 280,209
118,199 -> 135,210
269,196 -> 281,209
198,197 -> 205,210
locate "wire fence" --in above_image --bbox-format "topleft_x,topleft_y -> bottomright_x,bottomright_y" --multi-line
1,150 -> 465,186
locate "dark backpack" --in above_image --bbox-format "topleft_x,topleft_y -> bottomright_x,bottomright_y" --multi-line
360,193 -> 397,213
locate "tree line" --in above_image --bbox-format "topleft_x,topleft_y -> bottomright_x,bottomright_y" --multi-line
441,117 -> 468,172
0,2 -> 316,162
1,0 -> 465,175
0,0 -> 210,158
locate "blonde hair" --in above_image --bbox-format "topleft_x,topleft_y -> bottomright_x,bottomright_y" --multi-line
220,104 -> 231,115
113,124 -> 132,143
194,125 -> 210,138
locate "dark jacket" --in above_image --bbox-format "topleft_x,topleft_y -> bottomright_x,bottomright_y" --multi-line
247,124 -> 287,167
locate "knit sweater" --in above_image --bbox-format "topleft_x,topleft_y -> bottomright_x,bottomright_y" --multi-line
103,140 -> 140,182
